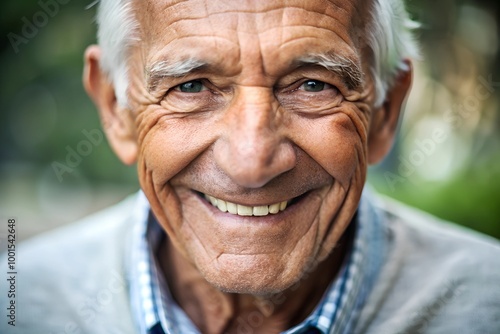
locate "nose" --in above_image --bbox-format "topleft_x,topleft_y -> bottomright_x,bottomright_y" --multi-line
214,87 -> 296,188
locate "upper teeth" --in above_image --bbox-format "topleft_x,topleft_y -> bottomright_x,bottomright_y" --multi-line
204,194 -> 288,216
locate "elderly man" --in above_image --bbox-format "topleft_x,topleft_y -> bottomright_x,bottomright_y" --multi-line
2,0 -> 500,333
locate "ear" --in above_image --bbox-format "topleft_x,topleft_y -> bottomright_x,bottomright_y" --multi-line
83,45 -> 138,165
367,61 -> 413,164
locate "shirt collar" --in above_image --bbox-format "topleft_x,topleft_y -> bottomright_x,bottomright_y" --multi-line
128,190 -> 387,334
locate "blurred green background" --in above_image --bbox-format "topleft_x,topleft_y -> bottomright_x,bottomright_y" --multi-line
0,0 -> 499,240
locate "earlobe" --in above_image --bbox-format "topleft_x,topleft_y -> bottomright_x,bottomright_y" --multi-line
367,61 -> 413,164
83,45 -> 138,165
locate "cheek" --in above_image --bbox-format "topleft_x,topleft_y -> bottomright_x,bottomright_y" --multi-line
137,110 -> 217,186
135,110 -> 219,257
289,109 -> 368,189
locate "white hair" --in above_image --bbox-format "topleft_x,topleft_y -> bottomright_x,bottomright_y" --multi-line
368,0 -> 420,106
95,0 -> 138,107
95,0 -> 418,108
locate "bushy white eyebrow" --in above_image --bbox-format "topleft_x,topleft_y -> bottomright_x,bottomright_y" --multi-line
145,53 -> 364,92
296,53 -> 364,90
146,58 -> 207,91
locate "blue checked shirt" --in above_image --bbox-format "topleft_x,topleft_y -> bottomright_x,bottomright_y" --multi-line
128,191 -> 386,334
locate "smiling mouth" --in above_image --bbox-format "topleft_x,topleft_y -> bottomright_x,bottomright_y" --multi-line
199,192 -> 307,217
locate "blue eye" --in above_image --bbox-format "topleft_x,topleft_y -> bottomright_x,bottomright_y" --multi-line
177,80 -> 205,93
301,80 -> 326,92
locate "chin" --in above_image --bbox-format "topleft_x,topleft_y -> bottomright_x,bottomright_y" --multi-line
195,253 -> 314,296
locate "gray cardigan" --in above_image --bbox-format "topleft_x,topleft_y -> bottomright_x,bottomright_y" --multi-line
1,193 -> 500,334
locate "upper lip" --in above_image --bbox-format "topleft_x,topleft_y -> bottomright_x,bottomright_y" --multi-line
195,189 -> 308,207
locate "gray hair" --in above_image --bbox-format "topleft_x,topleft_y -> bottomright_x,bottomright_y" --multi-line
95,0 -> 138,107
368,0 -> 419,106
95,0 -> 418,108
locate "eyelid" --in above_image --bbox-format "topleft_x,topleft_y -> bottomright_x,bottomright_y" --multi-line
282,78 -> 337,94
276,66 -> 350,93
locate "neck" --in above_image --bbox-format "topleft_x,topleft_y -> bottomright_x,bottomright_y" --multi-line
158,224 -> 354,334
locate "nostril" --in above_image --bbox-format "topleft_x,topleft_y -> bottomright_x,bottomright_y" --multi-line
213,142 -> 296,189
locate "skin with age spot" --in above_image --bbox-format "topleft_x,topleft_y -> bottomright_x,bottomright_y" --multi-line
83,0 -> 412,333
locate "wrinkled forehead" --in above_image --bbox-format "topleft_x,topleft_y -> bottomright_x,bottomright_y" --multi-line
134,0 -> 370,74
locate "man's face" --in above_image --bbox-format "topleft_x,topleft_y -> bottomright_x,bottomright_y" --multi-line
128,0 -> 376,294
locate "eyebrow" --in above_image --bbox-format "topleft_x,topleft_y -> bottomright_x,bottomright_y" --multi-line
295,53 -> 364,90
145,53 -> 364,92
146,58 -> 208,92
